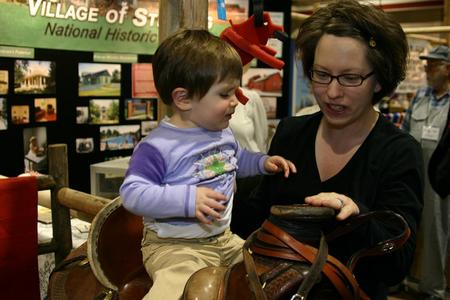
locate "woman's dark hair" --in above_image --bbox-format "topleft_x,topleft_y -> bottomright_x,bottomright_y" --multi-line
296,0 -> 408,104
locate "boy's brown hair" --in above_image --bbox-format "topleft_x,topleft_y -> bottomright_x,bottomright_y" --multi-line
153,29 -> 243,105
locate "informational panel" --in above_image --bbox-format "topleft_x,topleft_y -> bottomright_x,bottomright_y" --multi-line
0,0 -> 248,55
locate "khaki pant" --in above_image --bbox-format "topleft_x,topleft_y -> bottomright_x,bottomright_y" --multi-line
141,228 -> 244,300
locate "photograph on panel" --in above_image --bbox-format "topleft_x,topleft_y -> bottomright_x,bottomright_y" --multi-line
76,106 -> 89,124
124,98 -> 156,121
141,120 -> 158,136
14,60 -> 56,94
99,124 -> 140,151
0,70 -> 8,94
131,63 -> 158,98
34,98 -> 57,122
23,126 -> 47,173
11,105 -> 30,125
78,63 -> 121,97
89,99 -> 119,124
76,137 -> 94,154
0,97 -> 7,130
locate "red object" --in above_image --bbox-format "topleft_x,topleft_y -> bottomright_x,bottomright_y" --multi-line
246,72 -> 282,93
235,87 -> 248,105
221,12 -> 285,70
0,176 -> 40,300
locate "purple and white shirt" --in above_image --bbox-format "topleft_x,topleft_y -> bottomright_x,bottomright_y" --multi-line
120,119 -> 268,238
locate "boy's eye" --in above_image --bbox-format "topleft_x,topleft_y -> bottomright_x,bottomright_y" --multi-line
220,92 -> 233,98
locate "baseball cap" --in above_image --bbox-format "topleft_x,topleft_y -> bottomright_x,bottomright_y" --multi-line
419,45 -> 450,61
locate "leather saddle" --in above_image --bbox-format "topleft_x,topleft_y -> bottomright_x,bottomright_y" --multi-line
48,197 -> 151,300
183,204 -> 411,300
49,201 -> 410,300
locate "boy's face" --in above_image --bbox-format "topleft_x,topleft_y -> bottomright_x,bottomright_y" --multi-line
190,79 -> 240,131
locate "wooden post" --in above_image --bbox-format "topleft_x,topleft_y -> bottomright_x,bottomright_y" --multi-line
58,187 -> 110,217
156,0 -> 209,121
445,0 -> 450,46
48,144 -> 72,264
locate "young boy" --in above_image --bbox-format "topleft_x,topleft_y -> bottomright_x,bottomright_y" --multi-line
119,29 -> 296,300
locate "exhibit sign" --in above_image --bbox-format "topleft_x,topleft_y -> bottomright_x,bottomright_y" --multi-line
0,0 -> 248,55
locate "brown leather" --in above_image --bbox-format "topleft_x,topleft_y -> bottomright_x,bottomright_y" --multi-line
48,243 -> 109,300
96,204 -> 146,289
261,220 -> 366,300
49,204 -> 153,300
119,267 -> 152,299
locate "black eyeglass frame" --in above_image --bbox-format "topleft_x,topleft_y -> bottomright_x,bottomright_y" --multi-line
309,69 -> 375,87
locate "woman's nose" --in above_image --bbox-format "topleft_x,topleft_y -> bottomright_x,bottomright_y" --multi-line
326,79 -> 344,99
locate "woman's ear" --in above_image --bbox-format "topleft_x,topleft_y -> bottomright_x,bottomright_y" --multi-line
374,81 -> 382,93
172,88 -> 192,111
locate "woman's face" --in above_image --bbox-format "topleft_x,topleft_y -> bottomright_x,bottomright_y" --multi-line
311,34 -> 381,128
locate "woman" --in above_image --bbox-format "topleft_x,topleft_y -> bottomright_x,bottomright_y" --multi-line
233,1 -> 424,299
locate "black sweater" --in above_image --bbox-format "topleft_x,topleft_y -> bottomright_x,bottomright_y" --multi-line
233,112 -> 424,299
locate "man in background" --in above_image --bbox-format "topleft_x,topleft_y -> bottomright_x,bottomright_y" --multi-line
401,45 -> 450,300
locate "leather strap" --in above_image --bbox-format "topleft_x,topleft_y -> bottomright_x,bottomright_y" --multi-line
262,220 -> 363,300
243,237 -> 268,300
324,211 -> 411,272
244,210 -> 410,300
292,234 -> 328,299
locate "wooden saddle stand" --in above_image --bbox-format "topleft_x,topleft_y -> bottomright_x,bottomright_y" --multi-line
48,200 -> 410,300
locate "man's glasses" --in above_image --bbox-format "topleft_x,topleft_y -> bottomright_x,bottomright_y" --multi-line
310,69 -> 375,87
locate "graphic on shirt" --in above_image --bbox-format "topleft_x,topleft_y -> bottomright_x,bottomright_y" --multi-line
194,150 -> 236,180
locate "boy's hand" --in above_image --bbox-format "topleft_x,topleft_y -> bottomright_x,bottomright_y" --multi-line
195,186 -> 227,224
264,155 -> 296,178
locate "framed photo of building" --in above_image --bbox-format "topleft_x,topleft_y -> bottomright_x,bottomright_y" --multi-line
89,99 -> 119,124
78,63 -> 121,97
14,60 -> 56,94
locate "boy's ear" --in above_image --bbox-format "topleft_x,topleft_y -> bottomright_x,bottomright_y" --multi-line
172,87 -> 192,111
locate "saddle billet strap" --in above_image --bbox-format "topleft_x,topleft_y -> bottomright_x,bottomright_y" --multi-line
293,233 -> 328,299
243,244 -> 268,300
262,220 -> 369,300
324,210 -> 411,272
243,227 -> 348,300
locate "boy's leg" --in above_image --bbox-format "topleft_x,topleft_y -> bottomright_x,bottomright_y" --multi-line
218,229 -> 245,266
141,229 -> 222,300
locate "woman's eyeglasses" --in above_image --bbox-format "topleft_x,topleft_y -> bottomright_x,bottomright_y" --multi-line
310,69 -> 375,87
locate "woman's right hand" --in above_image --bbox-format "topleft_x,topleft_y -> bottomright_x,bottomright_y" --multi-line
305,192 -> 360,221
195,186 -> 227,224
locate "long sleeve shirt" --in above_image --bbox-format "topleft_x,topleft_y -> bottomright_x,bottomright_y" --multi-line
120,120 -> 268,238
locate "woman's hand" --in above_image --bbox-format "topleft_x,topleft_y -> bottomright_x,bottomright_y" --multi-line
305,192 -> 359,220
